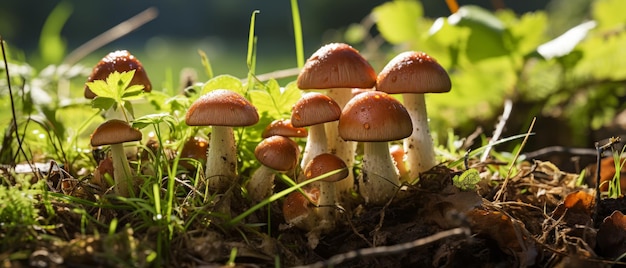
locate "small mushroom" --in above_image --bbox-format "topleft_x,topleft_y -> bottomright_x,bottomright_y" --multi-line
303,153 -> 348,230
185,89 -> 259,192
84,50 -> 152,121
377,51 -> 451,181
84,50 -> 152,99
247,135 -> 300,202
90,119 -> 143,197
338,91 -> 413,204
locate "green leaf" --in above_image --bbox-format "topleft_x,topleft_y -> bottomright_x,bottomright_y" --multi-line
592,0 -> 626,31
91,97 -> 116,111
122,85 -> 146,99
85,80 -> 114,98
373,0 -> 423,44
452,168 -> 481,191
249,80 -> 301,119
448,5 -> 508,62
201,74 -> 245,96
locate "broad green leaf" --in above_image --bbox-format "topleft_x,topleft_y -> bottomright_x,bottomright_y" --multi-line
122,85 -> 146,99
201,74 -> 245,96
506,11 -> 548,55
249,80 -> 301,119
448,5 -> 508,62
91,97 -> 116,111
373,0 -> 423,44
592,0 -> 626,31
85,80 -> 114,98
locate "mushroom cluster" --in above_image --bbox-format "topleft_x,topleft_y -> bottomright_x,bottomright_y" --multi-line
82,46 -> 452,249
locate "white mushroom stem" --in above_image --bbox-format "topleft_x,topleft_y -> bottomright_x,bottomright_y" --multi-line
247,166 -> 275,202
300,124 -> 328,176
110,143 -> 134,197
402,93 -> 436,182
326,88 -> 357,197
360,142 -> 401,205
206,126 -> 237,192
315,181 -> 336,230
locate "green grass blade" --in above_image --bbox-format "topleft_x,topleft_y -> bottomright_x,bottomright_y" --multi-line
290,0 -> 304,68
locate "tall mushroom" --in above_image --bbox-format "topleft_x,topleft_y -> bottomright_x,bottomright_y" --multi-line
297,43 -> 377,197
376,51 -> 451,182
90,119 -> 143,197
291,92 -> 341,175
185,89 -> 259,192
338,91 -> 413,205
247,135 -> 300,202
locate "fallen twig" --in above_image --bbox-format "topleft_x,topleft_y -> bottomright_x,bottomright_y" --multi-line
293,227 -> 471,268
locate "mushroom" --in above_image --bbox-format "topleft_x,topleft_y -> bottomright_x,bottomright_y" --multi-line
303,153 -> 348,230
90,119 -> 143,197
282,186 -> 325,248
290,92 -> 341,175
297,43 -> 377,197
185,89 -> 259,192
85,50 -> 152,99
84,50 -> 152,121
338,91 -> 413,204
390,144 -> 409,182
247,135 -> 300,202
376,51 -> 451,182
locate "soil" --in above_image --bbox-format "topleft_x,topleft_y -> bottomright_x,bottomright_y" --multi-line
6,149 -> 626,268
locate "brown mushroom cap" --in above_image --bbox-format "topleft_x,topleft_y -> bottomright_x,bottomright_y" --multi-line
261,119 -> 308,139
91,119 -> 142,146
338,91 -> 413,142
84,50 -> 152,99
291,92 -> 341,127
376,51 -> 451,94
304,153 -> 348,182
185,89 -> 259,127
297,43 -> 376,89
254,135 -> 300,172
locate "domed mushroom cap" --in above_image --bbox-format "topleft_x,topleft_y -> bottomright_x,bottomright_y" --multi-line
261,119 -> 308,139
254,135 -> 300,172
338,91 -> 412,142
297,43 -> 376,89
91,119 -> 142,146
185,89 -> 259,127
376,51 -> 451,94
84,50 -> 152,99
304,153 -> 348,182
291,92 -> 341,127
